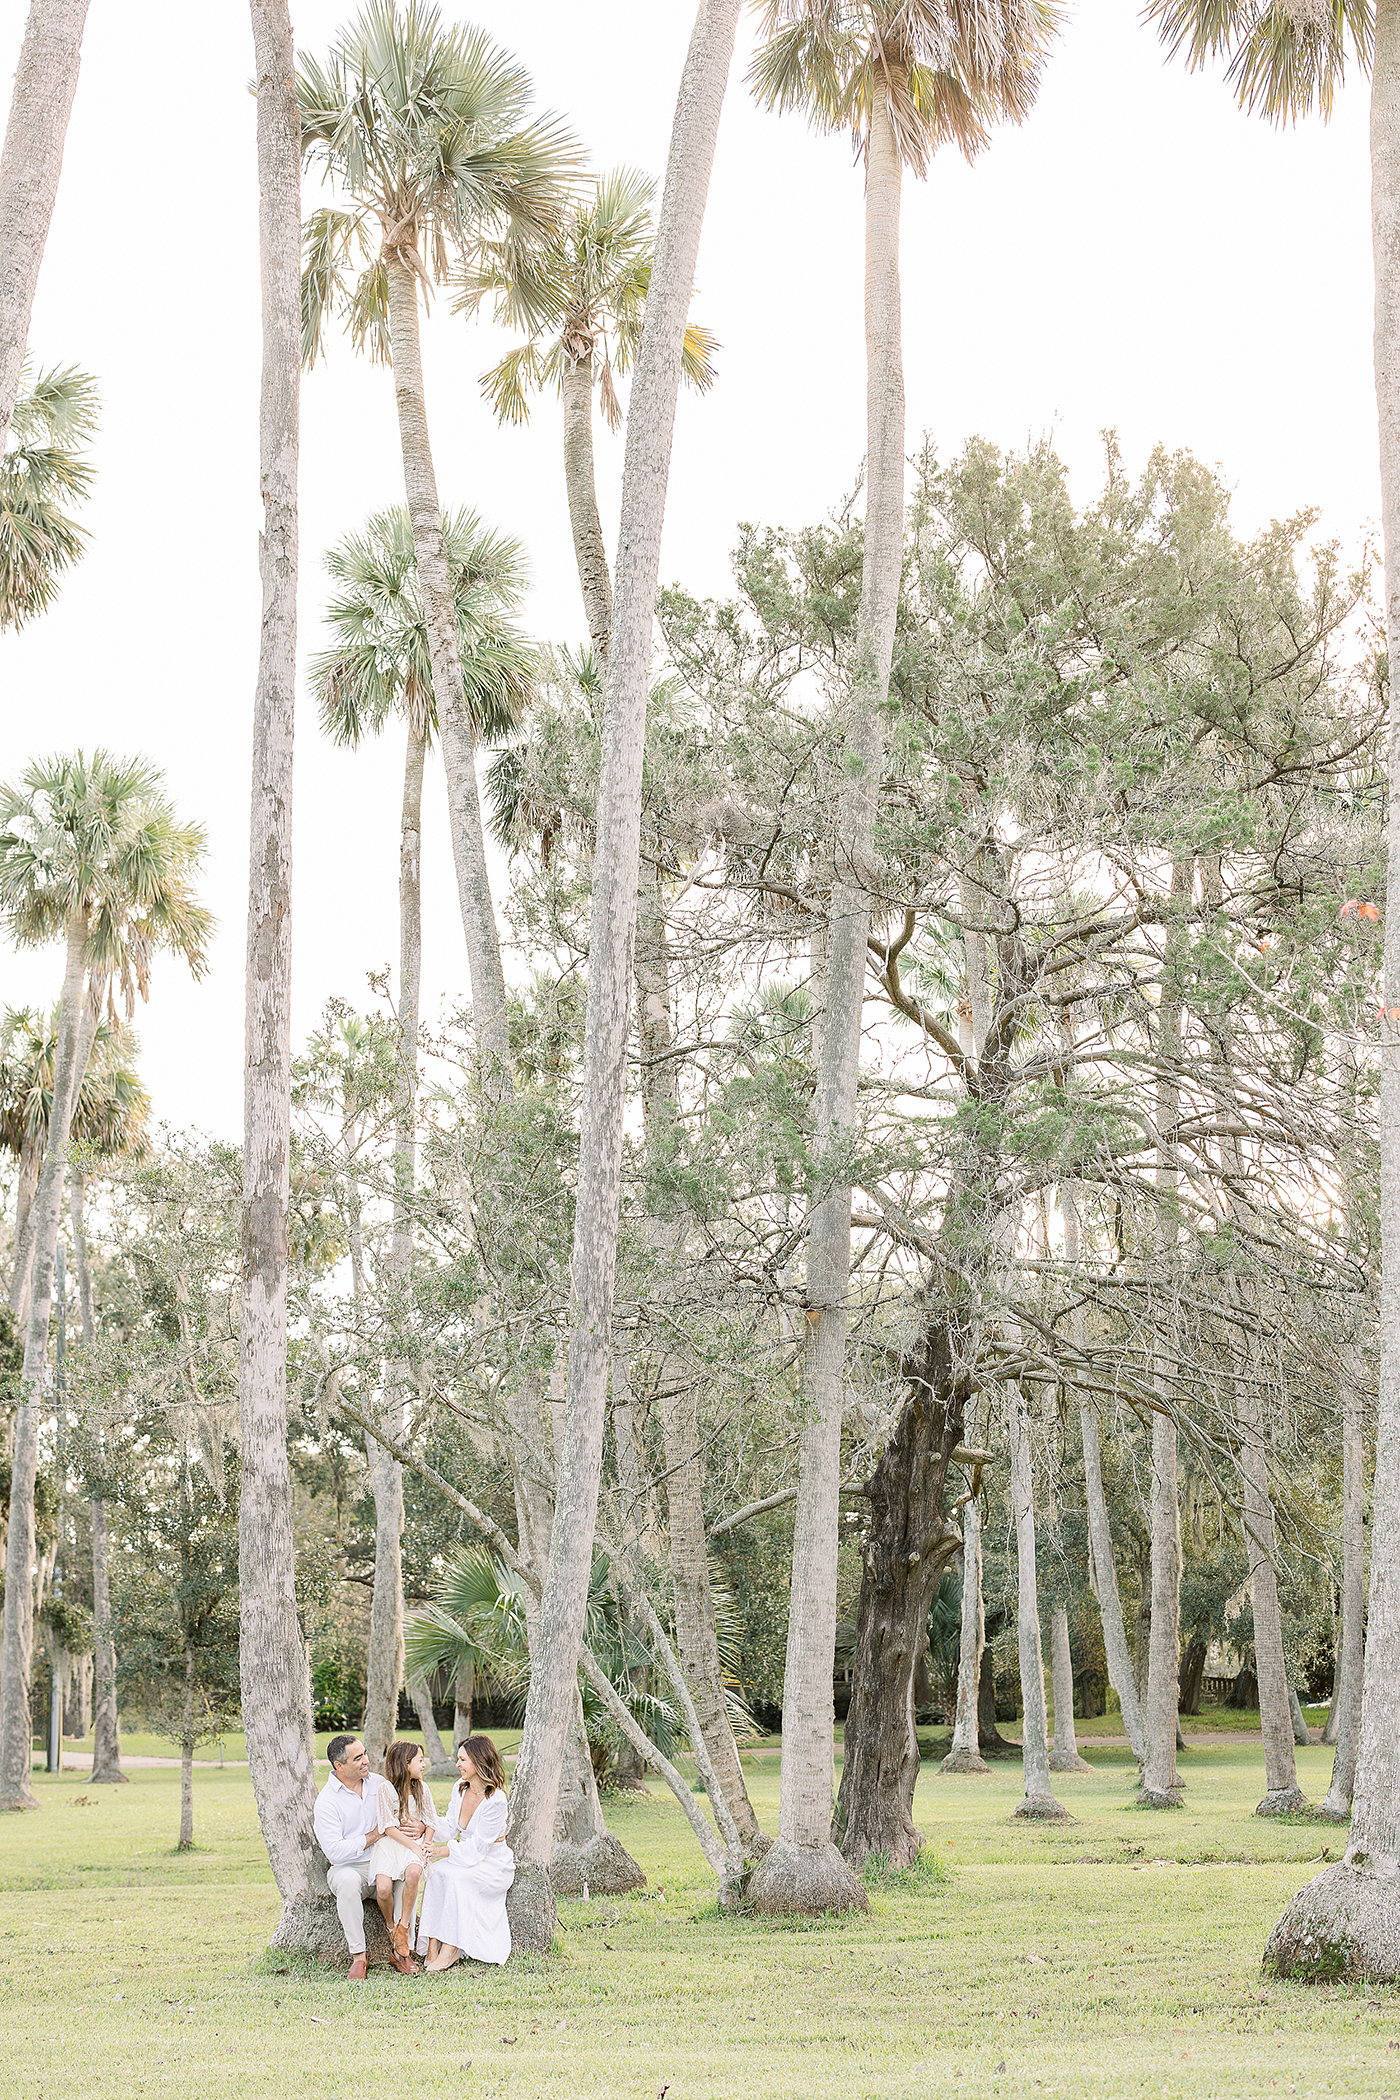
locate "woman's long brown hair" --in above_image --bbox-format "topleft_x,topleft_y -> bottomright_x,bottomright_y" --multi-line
384,1738 -> 426,1821
461,1733 -> 506,1796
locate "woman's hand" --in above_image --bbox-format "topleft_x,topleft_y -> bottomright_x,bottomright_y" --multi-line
425,1842 -> 450,1863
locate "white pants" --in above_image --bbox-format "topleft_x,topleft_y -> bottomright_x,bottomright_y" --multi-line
327,1859 -> 404,1955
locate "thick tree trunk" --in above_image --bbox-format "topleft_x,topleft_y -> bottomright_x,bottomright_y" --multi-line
1266,59 -> 1400,1971
1007,1381 -> 1066,1820
1321,1367 -> 1367,1820
942,1493 -> 989,1774
835,1320 -> 965,1862
237,0 -> 319,1926
562,350 -> 613,660
507,0 -> 741,1931
749,70 -> 903,1922
0,909 -> 85,1809
383,256 -> 508,1068
0,0 -> 90,453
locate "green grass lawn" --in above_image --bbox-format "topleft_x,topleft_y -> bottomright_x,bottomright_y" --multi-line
4,1732 -> 1398,2098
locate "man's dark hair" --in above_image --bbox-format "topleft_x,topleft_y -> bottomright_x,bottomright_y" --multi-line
327,1734 -> 360,1770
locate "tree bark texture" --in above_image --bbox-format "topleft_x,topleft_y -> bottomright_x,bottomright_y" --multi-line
1049,1602 -> 1090,1773
1007,1381 -> 1065,1819
238,0 -> 318,1915
942,1493 -> 989,1773
1243,1369 -> 1305,1810
1321,1365 -> 1367,1820
562,350 -> 613,660
749,69 -> 903,1920
834,1315 -> 966,1862
7,1136 -> 40,1325
362,1435 -> 404,1772
0,909 -> 85,1808
383,256 -> 508,1068
507,0 -> 741,1910
0,0 -> 90,453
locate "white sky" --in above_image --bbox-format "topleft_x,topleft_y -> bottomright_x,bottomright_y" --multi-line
0,0 -> 1377,1144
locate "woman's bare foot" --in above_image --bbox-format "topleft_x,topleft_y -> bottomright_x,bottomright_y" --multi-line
424,1946 -> 462,1972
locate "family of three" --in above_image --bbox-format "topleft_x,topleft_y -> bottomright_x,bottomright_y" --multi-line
313,1730 -> 515,1978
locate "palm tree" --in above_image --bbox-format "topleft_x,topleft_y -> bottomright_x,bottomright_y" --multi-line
466,169 -> 717,661
1144,0 -> 1400,1976
239,0 -> 316,1939
312,503 -> 531,1769
1,1001 -> 148,1325
743,0 -> 1058,1914
0,751 -> 210,1809
503,0 -> 745,1952
298,0 -> 579,1069
0,0 -> 92,452
0,362 -> 97,629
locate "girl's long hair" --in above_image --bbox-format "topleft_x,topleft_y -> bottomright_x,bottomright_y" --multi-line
460,1733 -> 506,1797
384,1738 -> 426,1821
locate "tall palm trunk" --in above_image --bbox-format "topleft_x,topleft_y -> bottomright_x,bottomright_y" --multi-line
0,0 -> 90,452
0,908 -> 85,1807
561,350 -> 613,661
637,852 -> 765,1850
1141,862 -> 1190,1809
1268,6 -> 1400,1969
1320,1356 -> 1367,1820
383,255 -> 508,1068
69,1169 -> 123,1784
362,723 -> 424,1772
239,0 -> 318,1928
1008,1378 -> 1065,1820
9,980 -> 100,1331
506,0 -> 741,1945
749,73 -> 904,1917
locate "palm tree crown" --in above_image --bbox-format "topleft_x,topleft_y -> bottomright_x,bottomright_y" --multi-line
311,505 -> 533,748
749,0 -> 1060,170
1144,0 -> 1372,121
0,363 -> 98,631
466,168 -> 718,430
0,1005 -> 151,1167
298,0 -> 581,367
0,752 -> 212,1017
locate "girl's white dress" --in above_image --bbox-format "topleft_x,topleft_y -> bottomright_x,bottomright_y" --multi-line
416,1782 -> 514,1964
367,1776 -> 436,1883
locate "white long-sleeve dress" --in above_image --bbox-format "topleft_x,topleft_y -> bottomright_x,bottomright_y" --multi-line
416,1783 -> 514,1964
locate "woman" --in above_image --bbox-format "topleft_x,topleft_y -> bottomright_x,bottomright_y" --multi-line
417,1733 -> 514,1969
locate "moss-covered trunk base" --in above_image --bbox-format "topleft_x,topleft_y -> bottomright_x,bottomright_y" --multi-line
1265,1861 -> 1400,1982
1256,1785 -> 1310,1818
745,1836 -> 869,1916
269,1891 -> 396,1970
940,1746 -> 990,1775
505,1860 -> 558,1954
549,1833 -> 647,1896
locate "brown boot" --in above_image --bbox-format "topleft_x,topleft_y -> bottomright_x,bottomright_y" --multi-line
392,1922 -> 419,1972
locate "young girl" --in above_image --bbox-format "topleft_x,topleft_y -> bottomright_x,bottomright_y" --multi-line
369,1739 -> 436,1965
418,1733 -> 515,1969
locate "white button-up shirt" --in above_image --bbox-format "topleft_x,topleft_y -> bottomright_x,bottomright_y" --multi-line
313,1772 -> 389,1869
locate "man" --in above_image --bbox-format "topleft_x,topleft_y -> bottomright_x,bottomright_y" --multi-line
314,1734 -> 415,1979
